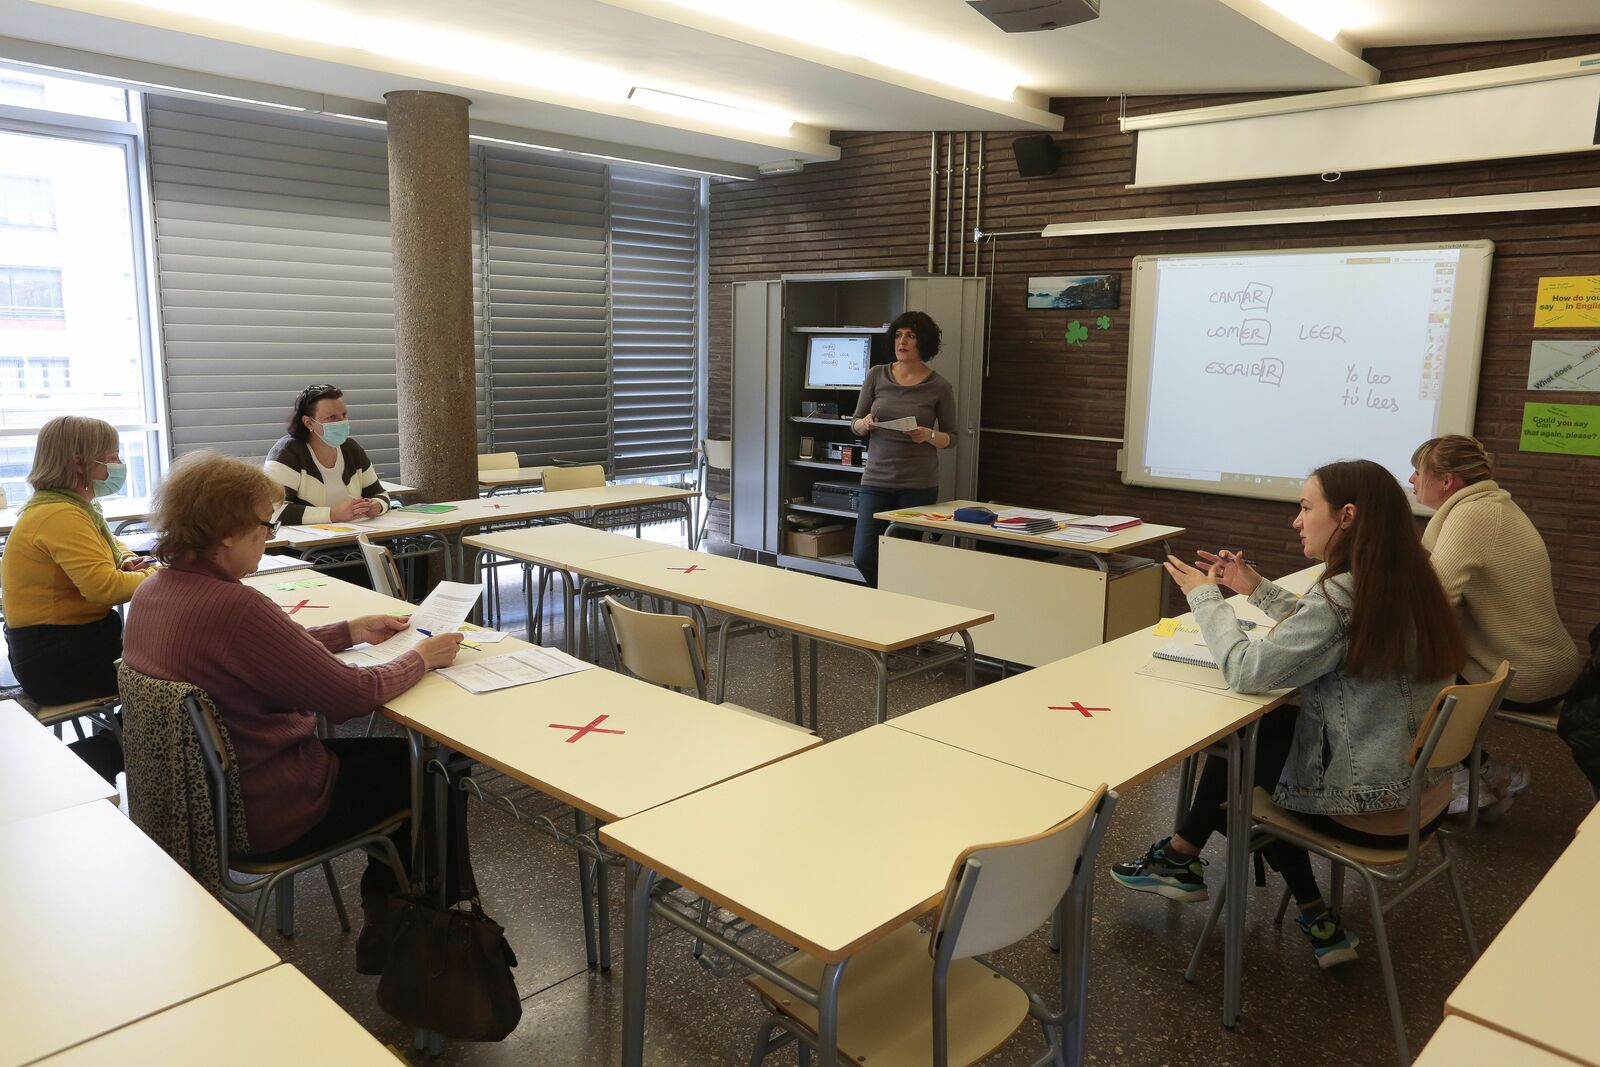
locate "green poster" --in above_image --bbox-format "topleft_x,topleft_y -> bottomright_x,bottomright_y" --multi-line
1520,402 -> 1600,456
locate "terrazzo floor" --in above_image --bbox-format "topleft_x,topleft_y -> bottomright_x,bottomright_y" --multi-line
9,534 -> 1593,1066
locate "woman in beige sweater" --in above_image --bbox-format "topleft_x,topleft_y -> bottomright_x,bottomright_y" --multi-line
1410,436 -> 1580,707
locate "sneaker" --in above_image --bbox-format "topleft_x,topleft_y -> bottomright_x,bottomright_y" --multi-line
1109,838 -> 1209,902
1296,909 -> 1360,969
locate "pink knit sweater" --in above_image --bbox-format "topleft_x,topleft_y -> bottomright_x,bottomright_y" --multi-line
123,559 -> 425,852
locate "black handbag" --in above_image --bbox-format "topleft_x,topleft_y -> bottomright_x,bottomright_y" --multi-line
376,896 -> 522,1041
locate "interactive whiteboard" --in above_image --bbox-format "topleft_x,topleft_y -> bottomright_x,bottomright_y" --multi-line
1123,241 -> 1492,504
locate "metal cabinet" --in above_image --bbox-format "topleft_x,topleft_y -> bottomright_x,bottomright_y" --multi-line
730,271 -> 987,580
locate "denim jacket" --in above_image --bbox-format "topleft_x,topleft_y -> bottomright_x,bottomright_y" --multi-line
1188,575 -> 1449,817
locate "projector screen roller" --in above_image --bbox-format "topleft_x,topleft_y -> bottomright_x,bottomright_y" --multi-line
1123,241 -> 1493,504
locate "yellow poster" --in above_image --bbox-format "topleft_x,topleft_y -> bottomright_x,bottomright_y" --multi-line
1534,276 -> 1600,328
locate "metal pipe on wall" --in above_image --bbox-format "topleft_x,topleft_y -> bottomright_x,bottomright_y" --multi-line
926,133 -> 937,274
958,133 -> 969,276
972,133 -> 985,278
934,134 -> 947,275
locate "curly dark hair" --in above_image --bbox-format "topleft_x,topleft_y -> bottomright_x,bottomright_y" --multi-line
888,310 -> 942,361
286,383 -> 343,441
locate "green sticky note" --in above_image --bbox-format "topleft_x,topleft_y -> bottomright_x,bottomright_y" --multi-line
273,577 -> 327,591
1520,402 -> 1600,456
398,503 -> 458,513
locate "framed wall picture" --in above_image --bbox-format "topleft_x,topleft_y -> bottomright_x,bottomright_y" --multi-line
1028,274 -> 1121,310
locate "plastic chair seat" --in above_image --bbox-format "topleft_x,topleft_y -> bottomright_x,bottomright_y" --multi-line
1250,787 -> 1425,867
720,702 -> 814,735
230,811 -> 409,875
746,924 -> 1028,1067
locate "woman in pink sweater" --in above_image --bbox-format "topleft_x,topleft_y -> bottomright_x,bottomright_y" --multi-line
123,451 -> 461,902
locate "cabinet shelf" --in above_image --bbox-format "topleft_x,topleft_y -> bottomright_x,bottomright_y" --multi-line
788,415 -> 854,426
787,502 -> 857,519
789,460 -> 864,474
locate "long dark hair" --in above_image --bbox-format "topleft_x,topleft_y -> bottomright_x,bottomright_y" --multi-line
287,383 -> 342,442
1313,459 -> 1464,680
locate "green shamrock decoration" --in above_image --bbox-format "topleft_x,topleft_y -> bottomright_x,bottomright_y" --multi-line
1064,320 -> 1089,347
1095,314 -> 1112,330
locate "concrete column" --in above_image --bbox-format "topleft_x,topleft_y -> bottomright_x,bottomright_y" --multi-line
385,90 -> 476,506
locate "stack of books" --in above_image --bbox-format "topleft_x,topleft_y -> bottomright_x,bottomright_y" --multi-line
993,514 -> 1060,535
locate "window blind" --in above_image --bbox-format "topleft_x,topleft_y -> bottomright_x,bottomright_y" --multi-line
608,169 -> 700,474
147,97 -> 487,476
482,150 -> 609,468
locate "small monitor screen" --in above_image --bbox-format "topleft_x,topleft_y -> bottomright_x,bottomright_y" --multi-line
805,336 -> 871,390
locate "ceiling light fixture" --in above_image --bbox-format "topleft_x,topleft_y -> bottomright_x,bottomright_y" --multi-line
628,87 -> 794,136
1254,0 -> 1348,42
655,0 -> 1022,101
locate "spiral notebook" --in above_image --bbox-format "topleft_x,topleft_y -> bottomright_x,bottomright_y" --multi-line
1152,637 -> 1220,668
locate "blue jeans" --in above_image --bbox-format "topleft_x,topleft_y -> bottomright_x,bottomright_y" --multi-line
853,485 -> 939,587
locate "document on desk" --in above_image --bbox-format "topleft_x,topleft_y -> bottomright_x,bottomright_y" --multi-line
1041,526 -> 1116,544
250,554 -> 315,575
337,581 -> 483,665
439,646 -> 594,694
359,511 -> 438,531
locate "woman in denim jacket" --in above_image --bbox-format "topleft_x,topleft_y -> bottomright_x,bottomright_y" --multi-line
1111,459 -> 1465,968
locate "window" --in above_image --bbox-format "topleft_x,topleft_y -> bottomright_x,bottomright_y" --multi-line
0,175 -> 55,229
0,266 -> 64,317
0,70 -> 159,504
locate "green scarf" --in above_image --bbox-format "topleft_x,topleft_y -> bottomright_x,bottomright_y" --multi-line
20,488 -> 122,563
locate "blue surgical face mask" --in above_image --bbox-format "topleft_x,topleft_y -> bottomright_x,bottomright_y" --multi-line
93,461 -> 126,498
316,419 -> 351,447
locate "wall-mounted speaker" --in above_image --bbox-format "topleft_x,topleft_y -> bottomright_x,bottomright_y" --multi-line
1012,134 -> 1060,178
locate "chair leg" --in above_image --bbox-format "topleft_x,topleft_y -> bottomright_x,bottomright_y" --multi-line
1438,838 -> 1480,959
747,1015 -> 788,1067
1356,868 -> 1410,1066
276,874 -> 296,939
1184,880 -> 1227,982
323,862 -> 351,933
1330,863 -> 1346,915
1273,883 -> 1292,925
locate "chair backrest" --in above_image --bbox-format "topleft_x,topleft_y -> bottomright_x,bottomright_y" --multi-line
477,451 -> 519,473
603,596 -> 705,694
1410,661 -> 1514,771
355,533 -> 405,600
180,692 -> 238,866
542,464 -> 607,493
702,438 -> 733,473
932,785 -> 1113,962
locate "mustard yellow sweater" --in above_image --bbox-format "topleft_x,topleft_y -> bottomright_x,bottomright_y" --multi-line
1,500 -> 151,628
1421,480 -> 1582,703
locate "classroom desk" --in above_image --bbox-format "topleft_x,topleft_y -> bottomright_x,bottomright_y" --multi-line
0,802 -> 279,1066
877,500 -> 1184,667
470,527 -> 993,724
256,569 -> 821,968
887,578 -> 1296,1031
1580,800 -> 1600,836
1411,1015 -> 1574,1067
1445,828 -> 1600,1066
600,725 -> 1096,1067
0,495 -> 153,541
0,699 -> 119,826
38,964 -> 395,1066
478,466 -> 545,493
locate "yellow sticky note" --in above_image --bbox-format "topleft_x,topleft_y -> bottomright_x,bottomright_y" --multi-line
1152,618 -> 1180,637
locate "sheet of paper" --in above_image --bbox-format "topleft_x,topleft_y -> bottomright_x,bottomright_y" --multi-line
877,415 -> 919,432
994,507 -> 1080,522
250,554 -> 315,574
275,525 -> 344,544
459,628 -> 510,643
1527,340 -> 1600,391
1068,514 -> 1140,529
1041,526 -> 1116,544
358,511 -> 437,531
343,580 -> 484,664
438,646 -> 594,694
1520,401 -> 1600,456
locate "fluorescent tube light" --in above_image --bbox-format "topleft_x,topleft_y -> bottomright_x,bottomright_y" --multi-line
628,87 -> 793,136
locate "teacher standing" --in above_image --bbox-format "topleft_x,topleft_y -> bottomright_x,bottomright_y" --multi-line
849,311 -> 957,586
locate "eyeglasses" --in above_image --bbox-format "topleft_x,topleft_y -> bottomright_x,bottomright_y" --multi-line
258,518 -> 282,537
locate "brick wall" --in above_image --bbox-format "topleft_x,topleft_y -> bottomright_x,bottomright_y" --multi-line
709,35 -> 1600,640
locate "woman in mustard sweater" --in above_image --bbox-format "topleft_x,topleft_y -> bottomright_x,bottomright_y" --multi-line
2,417 -> 154,778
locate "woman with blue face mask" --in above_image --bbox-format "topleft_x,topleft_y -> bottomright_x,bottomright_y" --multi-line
1,416 -> 155,782
265,384 -> 392,526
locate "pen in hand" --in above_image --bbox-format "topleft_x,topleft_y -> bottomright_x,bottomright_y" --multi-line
418,627 -> 480,650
